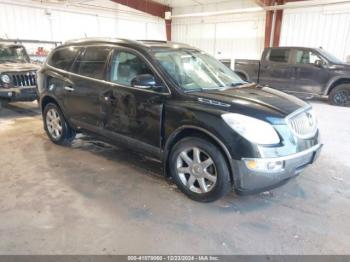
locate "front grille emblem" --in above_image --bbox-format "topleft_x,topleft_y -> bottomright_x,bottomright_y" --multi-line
306,112 -> 314,127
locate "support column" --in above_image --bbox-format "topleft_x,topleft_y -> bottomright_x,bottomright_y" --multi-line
165,19 -> 172,41
264,0 -> 284,48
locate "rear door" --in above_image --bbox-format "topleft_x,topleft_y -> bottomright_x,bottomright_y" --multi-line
64,45 -> 112,129
290,48 -> 330,95
259,48 -> 292,91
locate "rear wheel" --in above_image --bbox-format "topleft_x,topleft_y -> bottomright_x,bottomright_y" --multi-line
169,137 -> 231,202
43,103 -> 75,145
329,84 -> 350,107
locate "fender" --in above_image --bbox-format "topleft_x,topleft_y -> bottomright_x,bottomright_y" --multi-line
162,125 -> 235,182
234,69 -> 250,82
324,76 -> 350,95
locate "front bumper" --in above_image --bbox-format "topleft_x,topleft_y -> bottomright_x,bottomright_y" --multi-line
234,144 -> 323,194
0,86 -> 37,102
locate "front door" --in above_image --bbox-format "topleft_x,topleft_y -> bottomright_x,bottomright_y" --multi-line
290,49 -> 329,96
102,48 -> 169,157
64,45 -> 112,129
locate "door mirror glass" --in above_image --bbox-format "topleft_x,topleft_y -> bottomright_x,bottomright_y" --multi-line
314,59 -> 325,67
131,74 -> 156,89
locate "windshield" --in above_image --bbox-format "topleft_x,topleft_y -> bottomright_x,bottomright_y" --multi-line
0,46 -> 30,63
318,48 -> 343,64
153,49 -> 245,91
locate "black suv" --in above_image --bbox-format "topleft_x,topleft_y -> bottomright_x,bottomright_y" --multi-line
37,38 -> 322,202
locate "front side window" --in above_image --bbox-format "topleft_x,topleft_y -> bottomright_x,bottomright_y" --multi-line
269,49 -> 290,63
49,46 -> 80,70
74,46 -> 111,79
110,51 -> 154,87
0,45 -> 29,63
153,49 -> 244,91
295,50 -> 323,65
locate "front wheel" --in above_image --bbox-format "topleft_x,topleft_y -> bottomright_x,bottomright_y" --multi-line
43,103 -> 76,145
169,137 -> 231,202
329,84 -> 350,107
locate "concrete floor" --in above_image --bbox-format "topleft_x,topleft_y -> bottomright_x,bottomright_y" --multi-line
0,100 -> 349,255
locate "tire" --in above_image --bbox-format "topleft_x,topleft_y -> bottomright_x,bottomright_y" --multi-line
169,137 -> 231,202
329,84 -> 350,107
43,103 -> 75,145
236,72 -> 247,81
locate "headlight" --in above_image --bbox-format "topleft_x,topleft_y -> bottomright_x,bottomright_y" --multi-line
221,113 -> 280,145
1,74 -> 11,84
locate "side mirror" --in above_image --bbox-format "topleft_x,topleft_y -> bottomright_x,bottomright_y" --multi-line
131,74 -> 156,89
314,59 -> 325,67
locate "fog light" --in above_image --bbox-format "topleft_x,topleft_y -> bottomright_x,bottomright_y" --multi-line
246,160 -> 257,169
244,159 -> 284,172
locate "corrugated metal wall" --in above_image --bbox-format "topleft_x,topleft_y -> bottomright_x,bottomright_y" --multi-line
0,2 -> 166,42
280,3 -> 350,61
172,13 -> 265,66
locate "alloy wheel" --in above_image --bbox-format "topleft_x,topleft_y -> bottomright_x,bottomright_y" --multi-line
176,147 -> 217,194
46,108 -> 63,140
334,90 -> 350,106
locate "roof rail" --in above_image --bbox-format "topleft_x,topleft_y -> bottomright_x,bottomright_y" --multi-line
64,37 -> 141,45
138,40 -> 168,43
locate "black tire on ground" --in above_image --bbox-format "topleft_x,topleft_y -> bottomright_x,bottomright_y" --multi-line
236,72 -> 247,81
43,103 -> 76,145
169,137 -> 231,202
328,84 -> 350,107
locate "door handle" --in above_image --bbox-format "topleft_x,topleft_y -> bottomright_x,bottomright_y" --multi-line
104,93 -> 117,103
64,86 -> 75,92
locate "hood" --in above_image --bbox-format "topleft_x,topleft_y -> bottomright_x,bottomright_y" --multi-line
0,62 -> 39,72
329,63 -> 350,70
190,83 -> 307,121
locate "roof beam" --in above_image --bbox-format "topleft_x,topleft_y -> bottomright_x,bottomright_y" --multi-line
110,0 -> 171,19
110,0 -> 172,41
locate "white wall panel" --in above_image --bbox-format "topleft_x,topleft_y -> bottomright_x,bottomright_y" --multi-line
0,1 -> 166,42
172,13 -> 265,65
280,3 -> 350,61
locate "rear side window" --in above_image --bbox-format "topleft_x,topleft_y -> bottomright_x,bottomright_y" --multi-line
268,49 -> 290,63
49,47 -> 80,70
73,46 -> 111,80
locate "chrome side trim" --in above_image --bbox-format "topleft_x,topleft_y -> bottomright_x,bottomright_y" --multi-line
242,144 -> 322,162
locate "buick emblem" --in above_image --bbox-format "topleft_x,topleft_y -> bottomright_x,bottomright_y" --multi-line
306,112 -> 314,127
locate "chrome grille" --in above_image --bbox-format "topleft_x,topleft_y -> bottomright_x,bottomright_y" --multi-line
287,108 -> 318,139
9,71 -> 37,87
